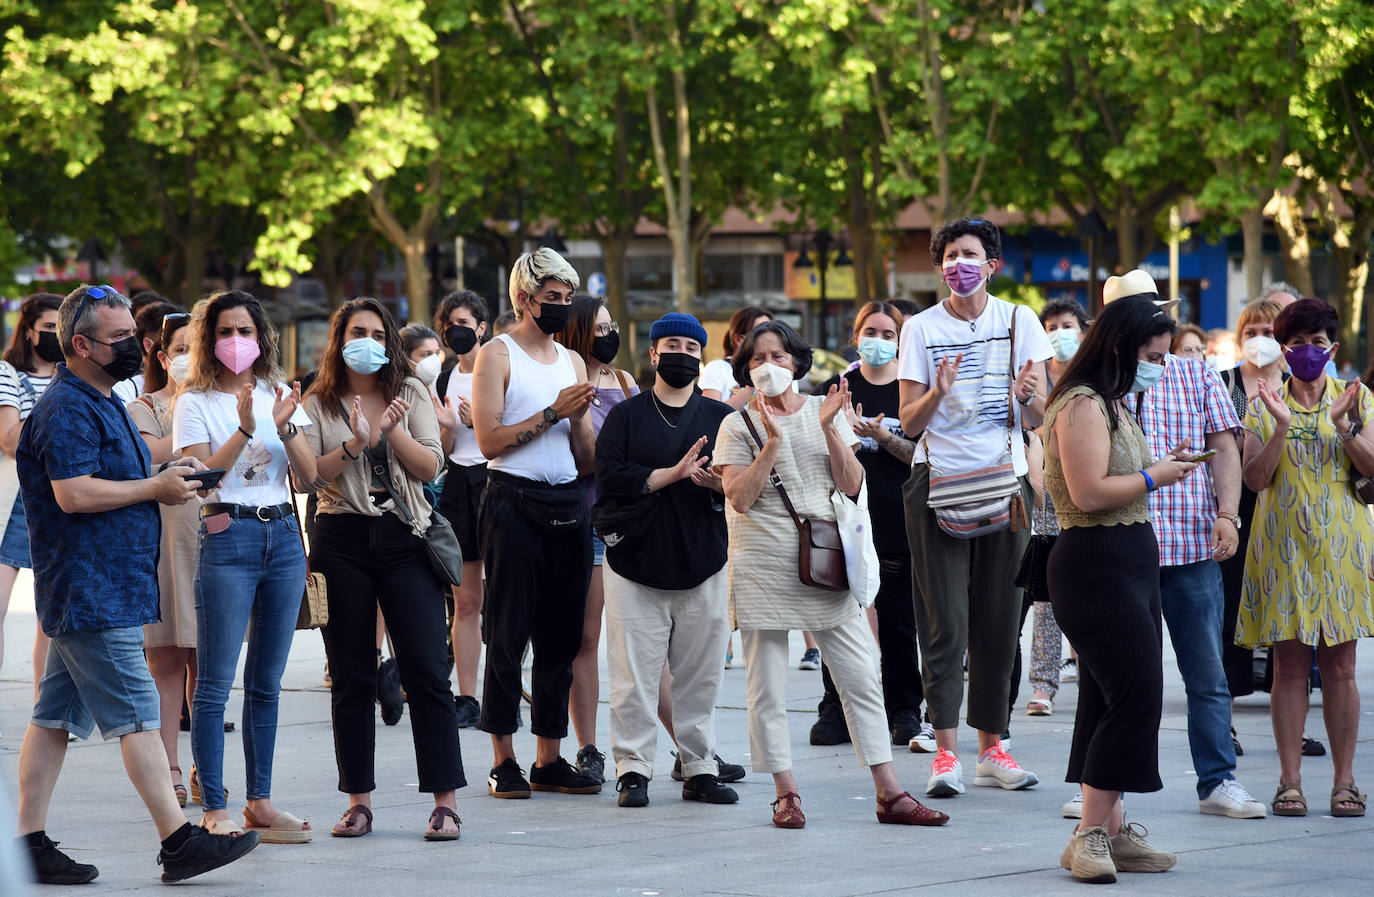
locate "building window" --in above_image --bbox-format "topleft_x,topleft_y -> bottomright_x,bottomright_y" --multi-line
628,255 -> 673,291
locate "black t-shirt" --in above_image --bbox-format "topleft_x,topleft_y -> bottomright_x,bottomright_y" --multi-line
594,389 -> 734,589
842,369 -> 912,556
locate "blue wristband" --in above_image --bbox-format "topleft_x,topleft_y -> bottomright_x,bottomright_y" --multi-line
1140,469 -> 1155,492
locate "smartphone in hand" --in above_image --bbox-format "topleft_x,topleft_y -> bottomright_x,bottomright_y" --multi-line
183,468 -> 227,490
1188,449 -> 1219,463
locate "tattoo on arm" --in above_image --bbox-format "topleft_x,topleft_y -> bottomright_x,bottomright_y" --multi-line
883,435 -> 917,465
508,416 -> 552,451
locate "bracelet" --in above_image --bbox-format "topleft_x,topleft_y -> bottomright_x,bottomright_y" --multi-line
1139,469 -> 1155,492
1017,392 -> 1034,406
237,425 -> 253,441
341,441 -> 358,461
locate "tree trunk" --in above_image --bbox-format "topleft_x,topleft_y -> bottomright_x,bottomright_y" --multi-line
1266,191 -> 1315,296
1333,206 -> 1374,358
182,231 -> 208,305
1239,206 -> 1265,302
403,240 -> 430,324
1116,208 -> 1142,272
846,142 -> 874,304
599,230 -> 632,367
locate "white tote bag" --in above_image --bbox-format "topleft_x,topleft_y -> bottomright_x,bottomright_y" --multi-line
831,480 -> 880,608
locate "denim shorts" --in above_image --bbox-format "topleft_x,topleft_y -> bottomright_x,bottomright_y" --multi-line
0,496 -> 31,569
591,529 -> 605,567
32,625 -> 161,740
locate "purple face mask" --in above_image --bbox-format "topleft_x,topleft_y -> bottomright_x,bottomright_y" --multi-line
942,258 -> 986,297
1284,343 -> 1330,382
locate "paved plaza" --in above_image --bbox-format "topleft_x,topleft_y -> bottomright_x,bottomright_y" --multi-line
1,571 -> 1371,896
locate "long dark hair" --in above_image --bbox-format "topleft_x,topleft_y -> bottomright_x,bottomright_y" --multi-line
184,290 -> 285,393
554,295 -> 605,363
3,293 -> 62,372
144,312 -> 191,394
1048,297 -> 1176,430
305,297 -> 411,417
134,301 -> 186,393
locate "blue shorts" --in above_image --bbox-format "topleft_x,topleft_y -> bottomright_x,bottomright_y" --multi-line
591,529 -> 605,567
32,625 -> 161,740
0,497 -> 31,569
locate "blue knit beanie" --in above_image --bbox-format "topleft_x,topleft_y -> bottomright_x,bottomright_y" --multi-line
649,312 -> 708,347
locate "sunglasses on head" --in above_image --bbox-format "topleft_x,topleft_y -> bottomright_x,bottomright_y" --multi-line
72,284 -> 120,328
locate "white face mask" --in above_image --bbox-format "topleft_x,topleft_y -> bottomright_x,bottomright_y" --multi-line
167,354 -> 191,384
750,362 -> 794,397
414,353 -> 442,386
1241,335 -> 1282,368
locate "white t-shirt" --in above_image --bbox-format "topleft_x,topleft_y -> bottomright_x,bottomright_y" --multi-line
442,369 -> 486,467
897,295 -> 1052,477
699,358 -> 738,396
172,381 -> 312,506
112,374 -> 145,404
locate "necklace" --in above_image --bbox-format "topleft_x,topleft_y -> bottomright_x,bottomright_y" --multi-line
945,298 -> 979,331
651,390 -> 678,428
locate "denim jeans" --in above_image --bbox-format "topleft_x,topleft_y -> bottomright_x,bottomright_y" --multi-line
1159,560 -> 1237,798
192,514 -> 306,811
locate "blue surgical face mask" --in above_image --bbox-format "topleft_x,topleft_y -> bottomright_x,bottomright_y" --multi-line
1048,328 -> 1079,362
856,336 -> 898,367
343,337 -> 389,374
1132,358 -> 1166,393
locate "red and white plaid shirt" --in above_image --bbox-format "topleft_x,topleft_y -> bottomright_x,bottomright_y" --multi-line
1128,356 -> 1242,566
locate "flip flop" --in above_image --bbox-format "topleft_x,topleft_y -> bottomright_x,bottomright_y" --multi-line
1027,699 -> 1053,716
244,808 -> 313,843
330,804 -> 373,838
424,806 -> 462,841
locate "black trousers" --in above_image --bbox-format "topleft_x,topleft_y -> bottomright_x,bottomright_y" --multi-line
314,512 -> 464,794
1049,523 -> 1164,794
820,554 -> 924,720
478,471 -> 591,738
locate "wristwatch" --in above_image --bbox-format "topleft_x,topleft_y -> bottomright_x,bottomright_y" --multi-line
543,406 -> 559,424
278,421 -> 298,442
1218,513 -> 1242,530
1017,392 -> 1034,406
1338,420 -> 1362,440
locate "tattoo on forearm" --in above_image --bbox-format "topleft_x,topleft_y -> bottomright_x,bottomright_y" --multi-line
884,436 -> 916,465
508,416 -> 552,450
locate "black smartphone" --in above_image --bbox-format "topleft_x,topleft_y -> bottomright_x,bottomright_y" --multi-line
183,468 -> 226,490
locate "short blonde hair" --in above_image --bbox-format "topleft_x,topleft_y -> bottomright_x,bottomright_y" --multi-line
1236,298 -> 1283,341
508,248 -> 580,319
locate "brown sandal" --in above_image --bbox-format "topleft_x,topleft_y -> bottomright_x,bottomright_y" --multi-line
1272,783 -> 1306,817
170,766 -> 187,808
1331,782 -> 1367,818
424,806 -> 462,841
876,791 -> 949,826
330,804 -> 373,837
771,792 -> 805,829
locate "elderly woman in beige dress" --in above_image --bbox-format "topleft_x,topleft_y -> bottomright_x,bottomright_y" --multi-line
713,320 -> 946,830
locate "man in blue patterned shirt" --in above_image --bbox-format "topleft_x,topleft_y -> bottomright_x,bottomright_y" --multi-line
12,284 -> 260,885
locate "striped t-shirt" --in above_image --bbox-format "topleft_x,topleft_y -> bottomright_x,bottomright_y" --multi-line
0,361 -> 53,420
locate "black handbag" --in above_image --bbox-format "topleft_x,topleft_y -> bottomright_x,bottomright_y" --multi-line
739,408 -> 848,592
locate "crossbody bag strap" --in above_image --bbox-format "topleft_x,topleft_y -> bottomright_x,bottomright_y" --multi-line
337,398 -> 419,526
738,407 -> 804,531
614,369 -> 633,400
1006,306 -> 1019,433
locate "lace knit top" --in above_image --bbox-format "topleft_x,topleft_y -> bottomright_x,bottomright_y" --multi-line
1044,386 -> 1154,529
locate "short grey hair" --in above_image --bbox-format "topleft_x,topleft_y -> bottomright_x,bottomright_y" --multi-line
508,248 -> 579,319
59,284 -> 132,356
1258,281 -> 1300,302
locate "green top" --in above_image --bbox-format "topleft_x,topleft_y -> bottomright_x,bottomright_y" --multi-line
1044,385 -> 1153,529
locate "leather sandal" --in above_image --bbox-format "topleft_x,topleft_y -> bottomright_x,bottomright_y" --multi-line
424,806 -> 462,841
771,792 -> 805,829
1272,783 -> 1306,817
330,804 -> 373,838
170,766 -> 187,808
243,808 -> 313,843
876,791 -> 950,826
1331,782 -> 1366,818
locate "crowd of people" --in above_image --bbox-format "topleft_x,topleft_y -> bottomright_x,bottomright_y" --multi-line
3,218 -> 1371,886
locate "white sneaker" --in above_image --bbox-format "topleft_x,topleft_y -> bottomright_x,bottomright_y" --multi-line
908,715 -> 937,753
1062,791 -> 1083,818
1060,658 -> 1078,683
1199,779 -> 1267,818
925,748 -> 965,797
973,741 -> 1038,790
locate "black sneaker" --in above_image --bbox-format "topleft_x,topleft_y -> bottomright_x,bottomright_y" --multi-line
670,752 -> 746,783
809,702 -> 851,746
453,695 -> 480,729
682,773 -> 739,804
529,756 -> 603,794
377,658 -> 403,726
158,827 -> 259,883
617,772 -> 649,808
889,709 -> 922,746
576,743 -> 607,783
487,758 -> 532,799
22,834 -> 99,885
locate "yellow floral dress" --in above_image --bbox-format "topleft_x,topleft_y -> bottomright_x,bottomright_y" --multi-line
1238,377 -> 1374,647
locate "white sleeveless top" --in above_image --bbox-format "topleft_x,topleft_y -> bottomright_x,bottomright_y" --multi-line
488,333 -> 578,484
442,369 -> 487,467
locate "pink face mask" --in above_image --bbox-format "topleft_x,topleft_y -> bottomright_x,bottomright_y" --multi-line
214,336 -> 260,374
942,257 -> 987,297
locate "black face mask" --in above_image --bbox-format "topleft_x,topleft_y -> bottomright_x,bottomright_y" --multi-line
655,352 -> 700,389
92,336 -> 144,381
445,325 -> 478,355
533,301 -> 571,335
34,330 -> 64,363
590,332 -> 620,365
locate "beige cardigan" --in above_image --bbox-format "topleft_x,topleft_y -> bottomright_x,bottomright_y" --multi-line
299,377 -> 442,538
